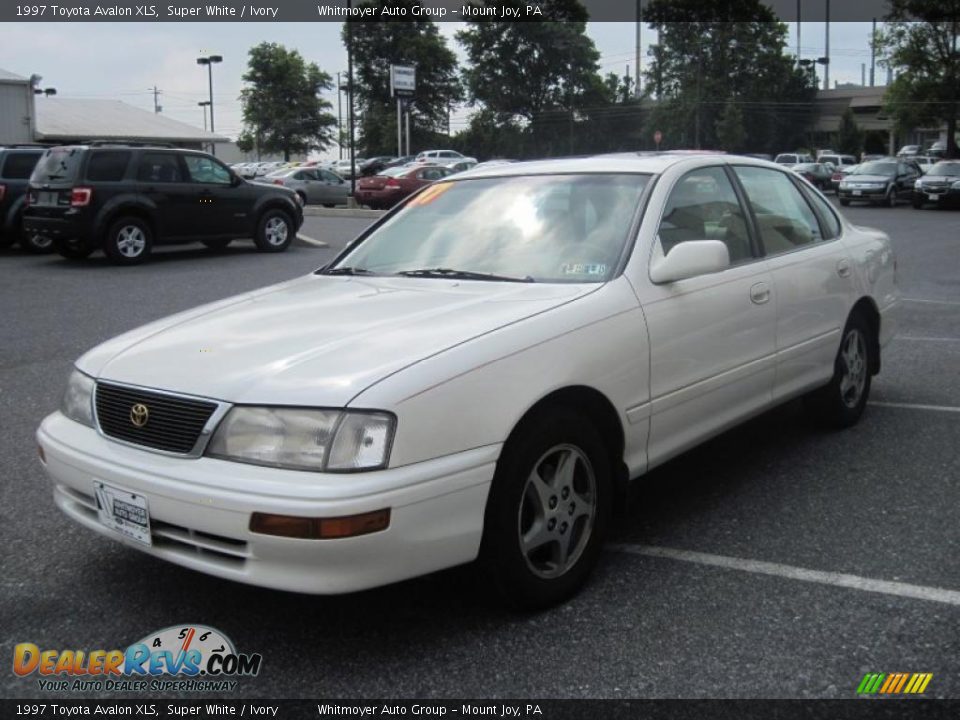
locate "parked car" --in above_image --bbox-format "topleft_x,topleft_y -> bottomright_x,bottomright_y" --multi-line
36,154 -> 897,608
332,158 -> 367,179
358,156 -> 397,177
774,153 -> 814,165
0,145 -> 50,253
742,153 -> 773,161
383,155 -> 417,169
837,159 -> 920,207
912,160 -> 960,208
414,149 -> 478,165
261,167 -> 349,207
911,156 -> 938,174
896,145 -> 921,157
441,159 -> 479,174
817,153 -> 857,170
789,162 -> 834,190
23,144 -> 303,265
829,164 -> 859,192
355,164 -> 455,209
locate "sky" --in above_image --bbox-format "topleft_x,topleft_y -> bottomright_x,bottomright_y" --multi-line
0,21 -> 882,159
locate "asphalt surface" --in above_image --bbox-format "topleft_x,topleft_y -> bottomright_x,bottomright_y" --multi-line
1,202 -> 957,700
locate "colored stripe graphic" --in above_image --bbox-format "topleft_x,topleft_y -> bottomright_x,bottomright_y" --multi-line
858,672 -> 932,694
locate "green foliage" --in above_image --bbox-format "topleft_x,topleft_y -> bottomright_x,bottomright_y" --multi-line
344,2 -> 461,156
836,108 -> 865,156
877,1 -> 960,158
239,43 -> 337,160
715,101 -> 746,152
641,0 -> 818,153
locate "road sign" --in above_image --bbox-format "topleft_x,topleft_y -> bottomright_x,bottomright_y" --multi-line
390,65 -> 416,98
654,130 -> 663,144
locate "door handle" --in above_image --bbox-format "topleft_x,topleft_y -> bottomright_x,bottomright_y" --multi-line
750,282 -> 770,305
837,259 -> 852,278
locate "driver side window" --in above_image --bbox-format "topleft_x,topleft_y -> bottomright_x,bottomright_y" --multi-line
658,167 -> 753,264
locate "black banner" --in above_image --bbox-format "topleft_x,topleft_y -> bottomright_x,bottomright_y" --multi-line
4,700 -> 960,720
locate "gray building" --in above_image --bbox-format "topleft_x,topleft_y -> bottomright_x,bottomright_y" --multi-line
0,68 -> 36,144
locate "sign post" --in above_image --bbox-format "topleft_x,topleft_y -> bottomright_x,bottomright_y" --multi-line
390,65 -> 416,158
654,130 -> 662,151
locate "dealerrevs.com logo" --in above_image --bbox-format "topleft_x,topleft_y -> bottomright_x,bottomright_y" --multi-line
13,624 -> 262,692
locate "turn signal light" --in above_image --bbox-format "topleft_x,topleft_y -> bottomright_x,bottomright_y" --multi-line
70,187 -> 93,207
385,178 -> 401,188
250,509 -> 390,539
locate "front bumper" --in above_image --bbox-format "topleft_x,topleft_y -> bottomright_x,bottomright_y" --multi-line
914,187 -> 960,206
837,186 -> 889,202
37,412 -> 497,594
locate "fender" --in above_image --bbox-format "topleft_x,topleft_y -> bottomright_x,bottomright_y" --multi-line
92,194 -> 158,238
250,192 -> 302,232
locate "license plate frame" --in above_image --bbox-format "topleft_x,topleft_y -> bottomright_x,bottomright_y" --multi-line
94,481 -> 152,547
927,193 -> 939,201
852,190 -> 862,196
37,191 -> 58,205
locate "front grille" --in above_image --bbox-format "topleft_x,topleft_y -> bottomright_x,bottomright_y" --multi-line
95,382 -> 217,454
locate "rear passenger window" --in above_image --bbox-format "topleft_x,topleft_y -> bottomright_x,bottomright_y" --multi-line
1,152 -> 42,179
137,153 -> 183,183
85,151 -> 132,182
733,166 -> 823,255
658,166 -> 754,264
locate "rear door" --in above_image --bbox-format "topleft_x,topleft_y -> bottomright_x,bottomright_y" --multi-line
731,165 -> 855,401
136,152 -> 194,239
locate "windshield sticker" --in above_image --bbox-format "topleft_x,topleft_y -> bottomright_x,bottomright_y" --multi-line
408,182 -> 453,207
560,263 -> 607,276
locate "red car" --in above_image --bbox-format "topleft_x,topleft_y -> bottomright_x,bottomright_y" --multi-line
355,165 -> 454,210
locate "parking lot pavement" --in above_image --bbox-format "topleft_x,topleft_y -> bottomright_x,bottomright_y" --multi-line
1,205 -> 957,700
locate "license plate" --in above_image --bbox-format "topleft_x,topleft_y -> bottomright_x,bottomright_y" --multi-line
852,190 -> 862,196
927,193 -> 939,201
94,481 -> 152,546
37,191 -> 58,205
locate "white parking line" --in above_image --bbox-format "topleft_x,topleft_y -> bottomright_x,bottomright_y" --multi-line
297,233 -> 329,247
608,544 -> 960,606
868,401 -> 960,414
902,297 -> 960,306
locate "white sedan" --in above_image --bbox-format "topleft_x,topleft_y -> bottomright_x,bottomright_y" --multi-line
37,154 -> 898,608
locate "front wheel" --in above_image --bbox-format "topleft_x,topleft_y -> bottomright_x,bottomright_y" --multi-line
103,217 -> 153,265
253,209 -> 294,253
804,312 -> 873,429
480,408 -> 612,609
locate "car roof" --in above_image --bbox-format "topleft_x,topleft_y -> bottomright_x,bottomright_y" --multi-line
454,151 -> 773,180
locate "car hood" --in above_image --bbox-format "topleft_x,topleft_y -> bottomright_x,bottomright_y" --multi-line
844,174 -> 893,183
78,275 -> 598,407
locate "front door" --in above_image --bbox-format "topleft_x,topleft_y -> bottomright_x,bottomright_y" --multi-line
182,154 -> 248,237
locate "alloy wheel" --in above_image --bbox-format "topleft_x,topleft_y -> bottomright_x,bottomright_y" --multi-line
839,328 -> 867,409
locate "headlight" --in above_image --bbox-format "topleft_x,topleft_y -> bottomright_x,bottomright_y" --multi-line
61,369 -> 95,428
206,407 -> 395,472
915,180 -> 923,189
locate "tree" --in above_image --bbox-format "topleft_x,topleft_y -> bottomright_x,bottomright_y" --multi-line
457,1 -> 605,155
642,0 -> 818,153
344,2 -> 461,156
239,43 -> 337,160
715,101 -> 746,152
836,108 -> 865,157
877,2 -> 960,158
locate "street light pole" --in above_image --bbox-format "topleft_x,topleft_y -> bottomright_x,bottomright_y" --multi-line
197,54 -> 223,155
337,71 -> 343,160
198,101 -> 210,132
347,1 -> 357,200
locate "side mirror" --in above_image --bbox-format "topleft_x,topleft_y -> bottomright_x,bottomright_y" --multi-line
649,240 -> 730,284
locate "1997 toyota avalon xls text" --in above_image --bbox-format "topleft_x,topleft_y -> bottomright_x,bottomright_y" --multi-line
37,154 -> 898,608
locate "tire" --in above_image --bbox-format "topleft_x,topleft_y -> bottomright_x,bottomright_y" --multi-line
804,311 -> 873,429
884,186 -> 897,207
103,216 -> 153,265
20,229 -> 55,254
839,199 -> 850,206
912,198 -> 923,209
253,208 -> 294,253
54,238 -> 94,260
202,238 -> 233,250
480,407 -> 613,610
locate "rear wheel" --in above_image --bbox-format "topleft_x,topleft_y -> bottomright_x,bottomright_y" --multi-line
103,216 -> 153,265
253,209 -> 294,253
480,408 -> 612,609
804,312 -> 873,429
54,238 -> 94,260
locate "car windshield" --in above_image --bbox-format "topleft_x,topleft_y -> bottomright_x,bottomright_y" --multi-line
928,162 -> 960,176
326,173 -> 650,283
853,162 -> 896,176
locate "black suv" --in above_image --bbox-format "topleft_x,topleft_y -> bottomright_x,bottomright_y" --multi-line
0,145 -> 51,253
23,144 -> 304,264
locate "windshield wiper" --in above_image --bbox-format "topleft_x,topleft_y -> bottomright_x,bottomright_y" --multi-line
396,268 -> 534,283
324,266 -> 375,276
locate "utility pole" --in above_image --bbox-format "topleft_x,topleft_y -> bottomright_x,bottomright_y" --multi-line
824,0 -> 830,91
336,71 -> 343,160
870,18 -> 877,87
150,86 -> 162,113
635,0 -> 642,97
